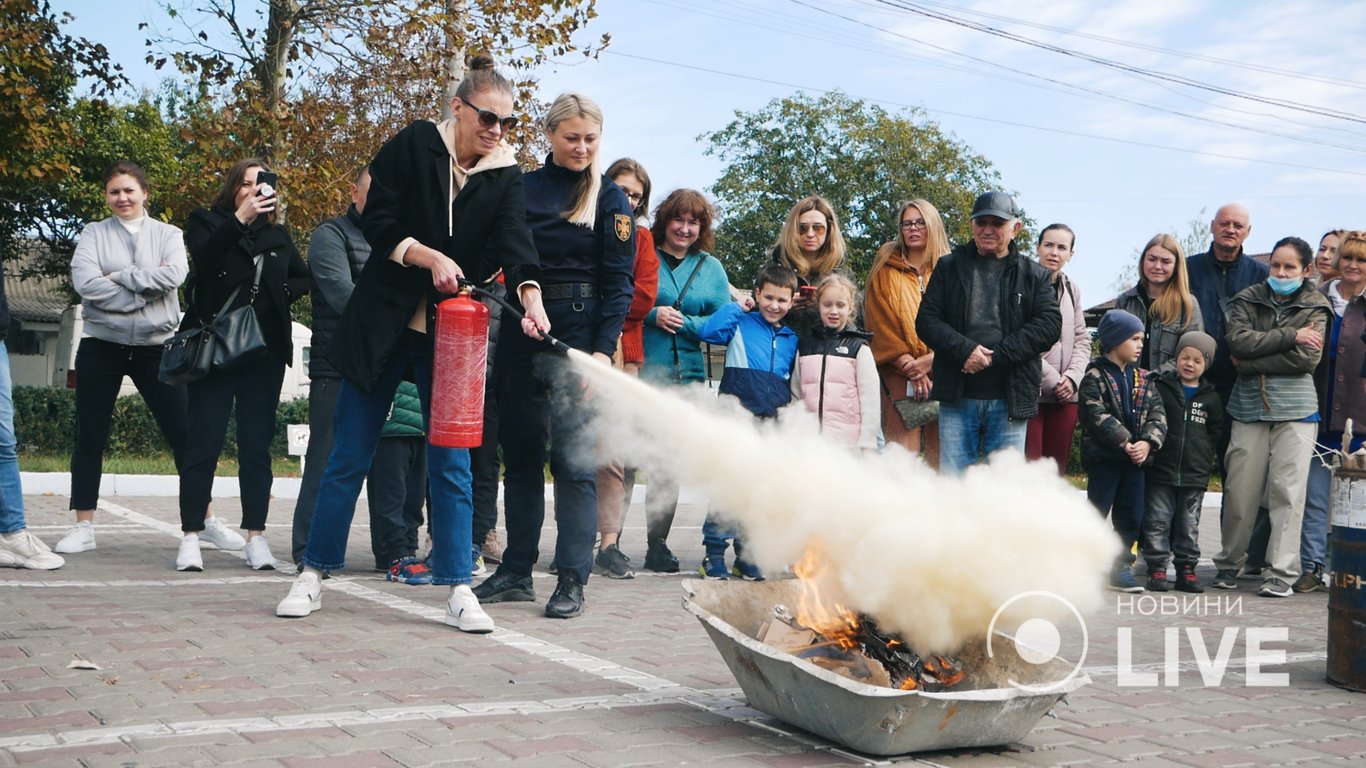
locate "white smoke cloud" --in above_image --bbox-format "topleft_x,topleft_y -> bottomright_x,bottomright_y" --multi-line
574,351 -> 1120,654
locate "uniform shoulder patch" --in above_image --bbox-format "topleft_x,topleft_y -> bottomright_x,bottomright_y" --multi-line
614,213 -> 632,243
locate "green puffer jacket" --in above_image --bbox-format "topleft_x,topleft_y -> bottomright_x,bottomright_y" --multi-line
1225,281 -> 1332,423
380,380 -> 425,439
1078,359 -> 1167,468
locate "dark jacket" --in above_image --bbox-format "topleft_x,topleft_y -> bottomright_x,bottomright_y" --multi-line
329,120 -> 540,394
307,206 -> 371,379
1078,359 -> 1167,469
182,207 -> 310,366
916,241 -> 1061,419
519,156 -> 635,356
1148,371 -> 1223,489
1186,248 -> 1269,392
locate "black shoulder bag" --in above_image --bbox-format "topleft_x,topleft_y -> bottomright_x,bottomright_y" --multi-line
669,255 -> 709,384
158,257 -> 267,384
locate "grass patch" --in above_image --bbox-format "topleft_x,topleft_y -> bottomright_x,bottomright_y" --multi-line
20,452 -> 303,478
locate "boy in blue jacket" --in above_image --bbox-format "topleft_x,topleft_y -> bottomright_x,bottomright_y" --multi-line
697,264 -> 800,579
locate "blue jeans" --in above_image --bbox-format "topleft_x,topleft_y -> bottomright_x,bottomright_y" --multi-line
1299,448 -> 1333,569
0,342 -> 26,534
301,332 -> 472,585
938,398 -> 1027,475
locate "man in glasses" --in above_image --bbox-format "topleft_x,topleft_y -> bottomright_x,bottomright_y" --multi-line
916,191 -> 1061,474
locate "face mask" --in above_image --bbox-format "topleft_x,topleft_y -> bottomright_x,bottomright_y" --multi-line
1267,276 -> 1303,296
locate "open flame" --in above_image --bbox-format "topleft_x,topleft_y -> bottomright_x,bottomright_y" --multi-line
783,542 -> 964,691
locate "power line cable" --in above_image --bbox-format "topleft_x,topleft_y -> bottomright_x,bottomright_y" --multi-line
765,0 -> 1366,152
864,0 -> 1366,124
897,0 -> 1366,92
602,49 -> 1366,179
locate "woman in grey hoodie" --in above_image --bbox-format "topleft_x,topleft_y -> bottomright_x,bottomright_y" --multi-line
55,161 -> 196,556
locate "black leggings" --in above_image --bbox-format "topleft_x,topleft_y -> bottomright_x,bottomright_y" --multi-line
70,337 -> 191,510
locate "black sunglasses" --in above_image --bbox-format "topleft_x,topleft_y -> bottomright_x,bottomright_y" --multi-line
460,97 -> 518,132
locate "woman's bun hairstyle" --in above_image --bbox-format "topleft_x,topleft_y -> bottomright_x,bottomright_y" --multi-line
467,53 -> 496,71
454,53 -> 513,101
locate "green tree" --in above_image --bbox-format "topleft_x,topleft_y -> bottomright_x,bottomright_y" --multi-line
703,91 -> 1021,284
0,0 -> 126,266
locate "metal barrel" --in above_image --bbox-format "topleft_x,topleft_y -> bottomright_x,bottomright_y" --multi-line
1328,466 -> 1366,692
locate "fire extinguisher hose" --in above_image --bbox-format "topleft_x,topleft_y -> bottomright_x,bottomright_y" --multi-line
456,278 -> 573,355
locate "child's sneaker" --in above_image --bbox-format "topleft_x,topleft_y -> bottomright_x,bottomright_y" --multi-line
1175,564 -> 1204,593
388,556 -> 433,585
1145,569 -> 1170,592
732,559 -> 764,581
472,547 -> 487,577
699,555 -> 729,580
1109,565 -> 1143,593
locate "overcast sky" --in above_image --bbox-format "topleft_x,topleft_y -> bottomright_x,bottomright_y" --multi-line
63,0 -> 1366,306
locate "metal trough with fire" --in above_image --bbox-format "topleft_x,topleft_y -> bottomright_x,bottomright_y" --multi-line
683,580 -> 1088,756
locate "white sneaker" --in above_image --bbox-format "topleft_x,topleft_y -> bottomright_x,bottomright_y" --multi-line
444,584 -> 495,634
244,536 -> 277,570
200,517 -> 246,551
54,521 -> 96,553
277,570 -> 322,617
176,536 -> 203,572
0,530 -> 65,570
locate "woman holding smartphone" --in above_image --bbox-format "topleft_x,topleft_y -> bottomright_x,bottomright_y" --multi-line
177,159 -> 309,572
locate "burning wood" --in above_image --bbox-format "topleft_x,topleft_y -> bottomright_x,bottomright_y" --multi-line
754,544 -> 966,692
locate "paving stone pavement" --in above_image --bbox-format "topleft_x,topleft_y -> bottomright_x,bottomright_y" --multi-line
2,489 -> 1364,767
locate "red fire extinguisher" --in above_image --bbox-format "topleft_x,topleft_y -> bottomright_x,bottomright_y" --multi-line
429,292 -> 489,448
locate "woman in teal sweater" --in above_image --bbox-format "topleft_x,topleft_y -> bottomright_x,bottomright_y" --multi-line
639,188 -> 730,572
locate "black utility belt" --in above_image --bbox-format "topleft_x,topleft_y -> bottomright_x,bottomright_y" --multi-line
541,282 -> 597,301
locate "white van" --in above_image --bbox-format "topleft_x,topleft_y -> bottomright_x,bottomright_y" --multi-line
54,305 -> 312,400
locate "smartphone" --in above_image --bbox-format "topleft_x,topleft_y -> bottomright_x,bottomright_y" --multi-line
255,171 -> 279,197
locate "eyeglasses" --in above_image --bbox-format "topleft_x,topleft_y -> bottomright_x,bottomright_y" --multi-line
623,191 -> 643,204
798,223 -> 827,235
900,218 -> 927,231
460,97 -> 519,132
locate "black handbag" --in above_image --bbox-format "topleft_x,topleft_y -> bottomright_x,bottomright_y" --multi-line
157,257 -> 266,384
158,325 -> 215,385
210,256 -> 268,370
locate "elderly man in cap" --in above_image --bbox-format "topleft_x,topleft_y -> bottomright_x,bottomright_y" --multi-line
917,192 -> 1061,474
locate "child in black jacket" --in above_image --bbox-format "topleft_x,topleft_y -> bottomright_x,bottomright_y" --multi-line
1141,332 -> 1223,593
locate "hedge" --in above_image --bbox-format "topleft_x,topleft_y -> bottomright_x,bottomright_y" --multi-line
12,385 -> 309,458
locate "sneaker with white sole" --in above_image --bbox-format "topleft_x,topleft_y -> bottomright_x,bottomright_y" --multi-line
54,521 -> 96,553
0,529 -> 65,570
244,536 -> 277,570
200,517 -> 245,551
444,584 -> 495,633
277,570 -> 323,617
176,536 -> 203,572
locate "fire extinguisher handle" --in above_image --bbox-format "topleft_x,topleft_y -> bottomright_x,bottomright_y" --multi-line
456,278 -> 572,356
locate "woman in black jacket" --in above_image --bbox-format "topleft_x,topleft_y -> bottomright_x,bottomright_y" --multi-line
472,92 -> 634,620
178,158 -> 309,573
276,55 -> 545,633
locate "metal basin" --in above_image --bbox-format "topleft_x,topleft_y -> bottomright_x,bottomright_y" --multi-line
683,580 -> 1088,756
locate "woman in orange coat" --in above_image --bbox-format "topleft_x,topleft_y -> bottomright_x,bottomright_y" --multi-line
592,158 -> 659,578
863,198 -> 951,467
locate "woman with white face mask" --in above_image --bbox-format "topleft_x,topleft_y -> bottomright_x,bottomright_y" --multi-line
1211,236 -> 1332,598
